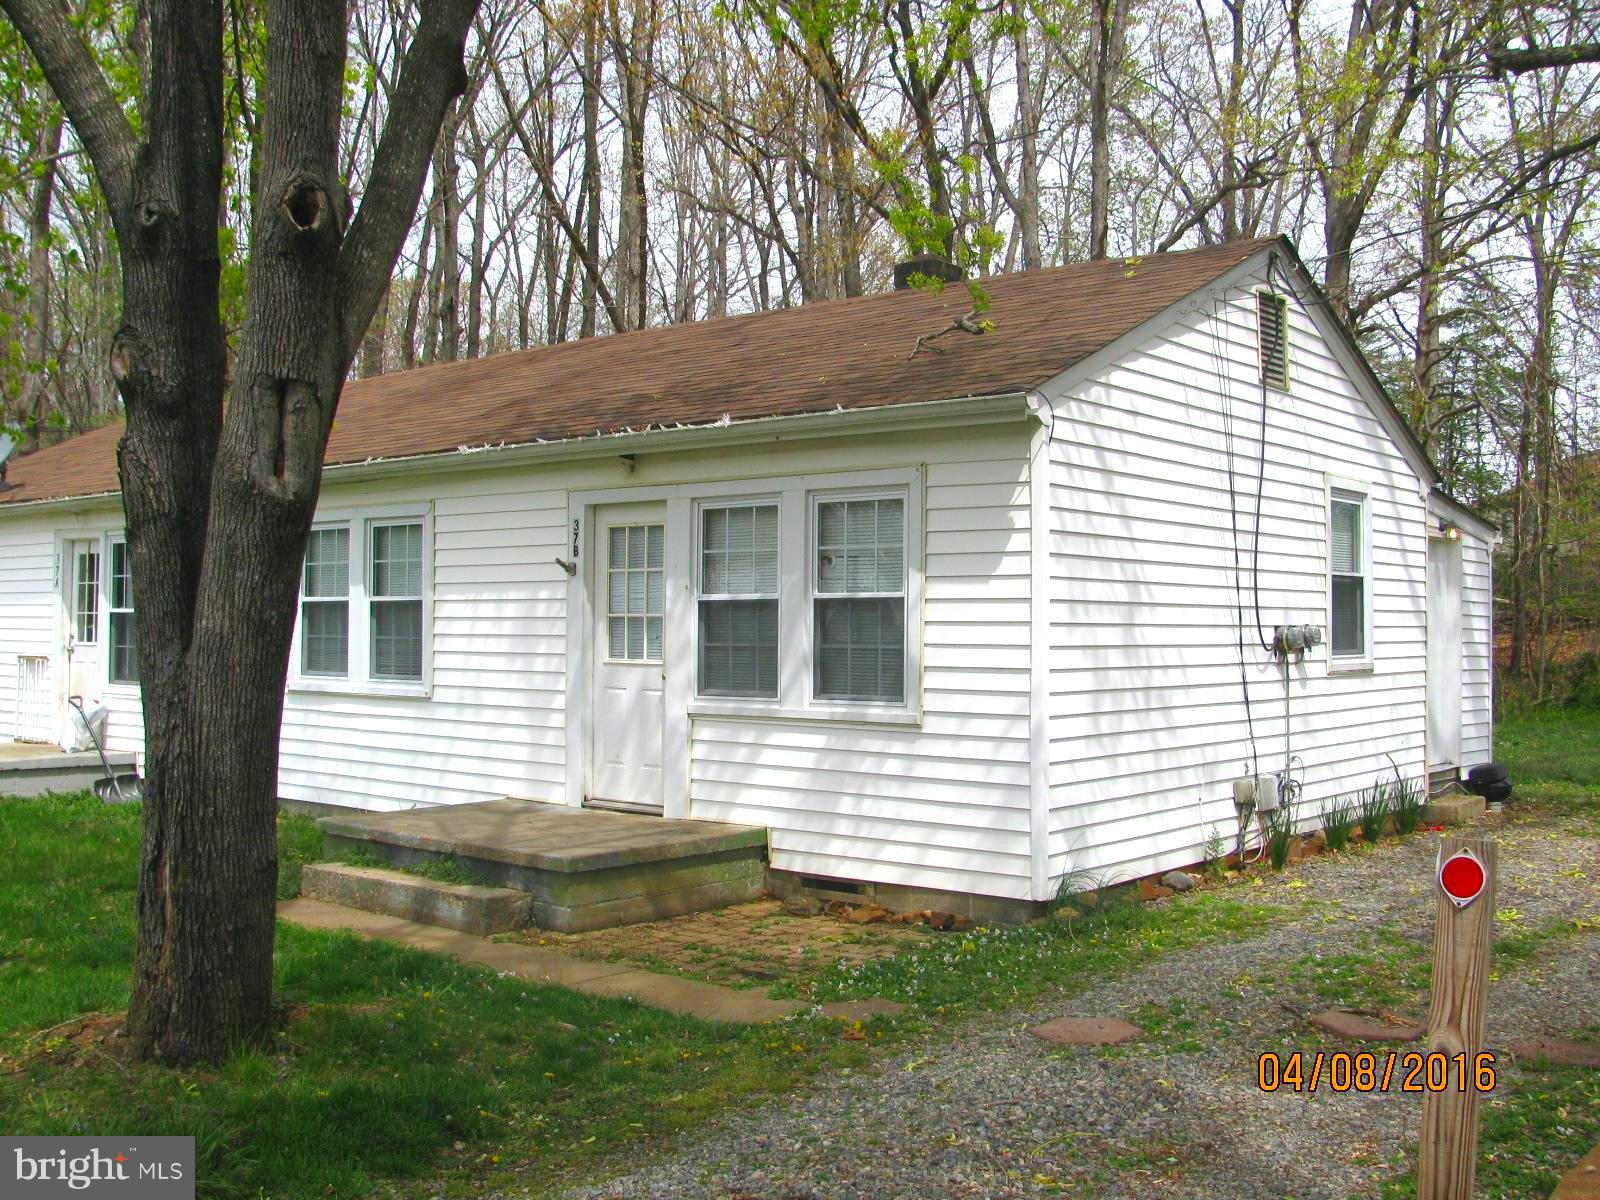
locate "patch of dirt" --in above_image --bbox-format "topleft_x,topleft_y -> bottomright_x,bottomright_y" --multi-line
511,899 -> 931,989
5,1011 -> 132,1073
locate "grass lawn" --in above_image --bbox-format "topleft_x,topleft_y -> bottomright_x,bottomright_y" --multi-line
0,790 -> 1281,1200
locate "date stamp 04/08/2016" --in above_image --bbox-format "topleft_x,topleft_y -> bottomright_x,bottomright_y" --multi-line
1257,1051 -> 1499,1094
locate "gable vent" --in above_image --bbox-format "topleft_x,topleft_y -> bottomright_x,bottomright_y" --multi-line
1257,290 -> 1289,390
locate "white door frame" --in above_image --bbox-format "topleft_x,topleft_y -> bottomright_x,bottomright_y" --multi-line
566,485 -> 694,818
588,501 -> 669,809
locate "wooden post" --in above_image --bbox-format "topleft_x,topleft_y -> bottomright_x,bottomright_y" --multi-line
1417,835 -> 1497,1200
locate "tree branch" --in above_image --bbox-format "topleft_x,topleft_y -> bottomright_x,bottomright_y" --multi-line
0,0 -> 137,215
335,0 -> 479,370
1488,42 -> 1600,76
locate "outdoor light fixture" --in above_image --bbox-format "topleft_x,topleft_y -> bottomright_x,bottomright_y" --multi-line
1439,521 -> 1461,542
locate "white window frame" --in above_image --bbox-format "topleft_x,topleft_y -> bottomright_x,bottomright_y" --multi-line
808,489 -> 911,709
105,533 -> 139,688
1326,476 -> 1373,673
604,521 -> 667,666
289,502 -> 433,698
693,497 -> 781,702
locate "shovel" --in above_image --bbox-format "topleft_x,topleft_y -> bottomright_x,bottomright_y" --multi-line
68,695 -> 143,805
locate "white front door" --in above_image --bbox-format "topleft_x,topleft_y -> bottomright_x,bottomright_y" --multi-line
1427,537 -> 1463,771
590,504 -> 666,809
63,538 -> 102,704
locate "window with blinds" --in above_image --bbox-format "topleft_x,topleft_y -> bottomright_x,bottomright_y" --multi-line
698,503 -> 779,698
301,527 -> 350,676
370,521 -> 424,680
813,495 -> 906,703
1330,492 -> 1366,658
108,539 -> 138,684
1258,290 -> 1289,390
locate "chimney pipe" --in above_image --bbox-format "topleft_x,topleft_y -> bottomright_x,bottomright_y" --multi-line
893,253 -> 965,291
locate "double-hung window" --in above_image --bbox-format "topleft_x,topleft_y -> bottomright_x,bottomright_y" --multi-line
300,527 -> 350,676
108,538 -> 138,684
293,512 -> 429,691
1329,488 -> 1368,660
813,495 -> 906,704
370,522 -> 424,680
697,503 -> 779,699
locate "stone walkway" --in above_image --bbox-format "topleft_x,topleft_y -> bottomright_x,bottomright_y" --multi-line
278,898 -> 901,1026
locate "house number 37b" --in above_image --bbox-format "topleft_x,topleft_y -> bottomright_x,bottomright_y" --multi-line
572,519 -> 580,559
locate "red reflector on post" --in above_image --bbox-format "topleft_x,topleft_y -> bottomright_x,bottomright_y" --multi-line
1439,849 -> 1487,908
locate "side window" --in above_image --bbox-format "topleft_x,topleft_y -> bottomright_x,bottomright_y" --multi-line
813,495 -> 906,703
108,539 -> 139,684
1330,490 -> 1368,659
697,503 -> 779,699
293,512 -> 430,690
370,521 -> 424,681
301,526 -> 350,677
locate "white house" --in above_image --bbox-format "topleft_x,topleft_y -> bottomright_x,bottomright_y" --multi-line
0,236 -> 1496,918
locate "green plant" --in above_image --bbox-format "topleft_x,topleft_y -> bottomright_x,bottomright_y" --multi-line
1203,824 -> 1228,881
1321,795 -> 1359,852
1387,775 -> 1428,836
1264,807 -> 1296,871
1357,779 -> 1391,842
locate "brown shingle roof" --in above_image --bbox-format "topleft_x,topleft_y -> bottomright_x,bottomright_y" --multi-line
0,237 -> 1276,507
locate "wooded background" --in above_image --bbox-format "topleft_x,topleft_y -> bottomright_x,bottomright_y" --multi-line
1,0 -> 1596,700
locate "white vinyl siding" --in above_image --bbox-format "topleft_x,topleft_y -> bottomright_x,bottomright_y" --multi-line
0,520 -> 56,743
687,437 -> 1035,900
1043,263 -> 1430,890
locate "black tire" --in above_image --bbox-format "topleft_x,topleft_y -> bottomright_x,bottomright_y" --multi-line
1467,763 -> 1509,788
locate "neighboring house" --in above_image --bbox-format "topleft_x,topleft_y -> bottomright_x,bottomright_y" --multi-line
0,237 -> 1496,916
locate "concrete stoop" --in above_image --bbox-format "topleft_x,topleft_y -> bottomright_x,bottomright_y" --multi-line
300,862 -> 533,936
316,797 -> 768,932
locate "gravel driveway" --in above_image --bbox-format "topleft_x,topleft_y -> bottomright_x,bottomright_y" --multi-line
557,808 -> 1600,1200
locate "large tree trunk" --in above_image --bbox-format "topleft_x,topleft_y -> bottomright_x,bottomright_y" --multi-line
2,0 -> 478,1065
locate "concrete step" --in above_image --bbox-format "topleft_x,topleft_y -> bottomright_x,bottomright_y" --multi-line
318,798 -> 768,932
299,862 -> 533,936
0,748 -> 138,798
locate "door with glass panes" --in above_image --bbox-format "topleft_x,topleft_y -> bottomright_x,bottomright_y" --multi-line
591,504 -> 666,809
63,538 -> 101,702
